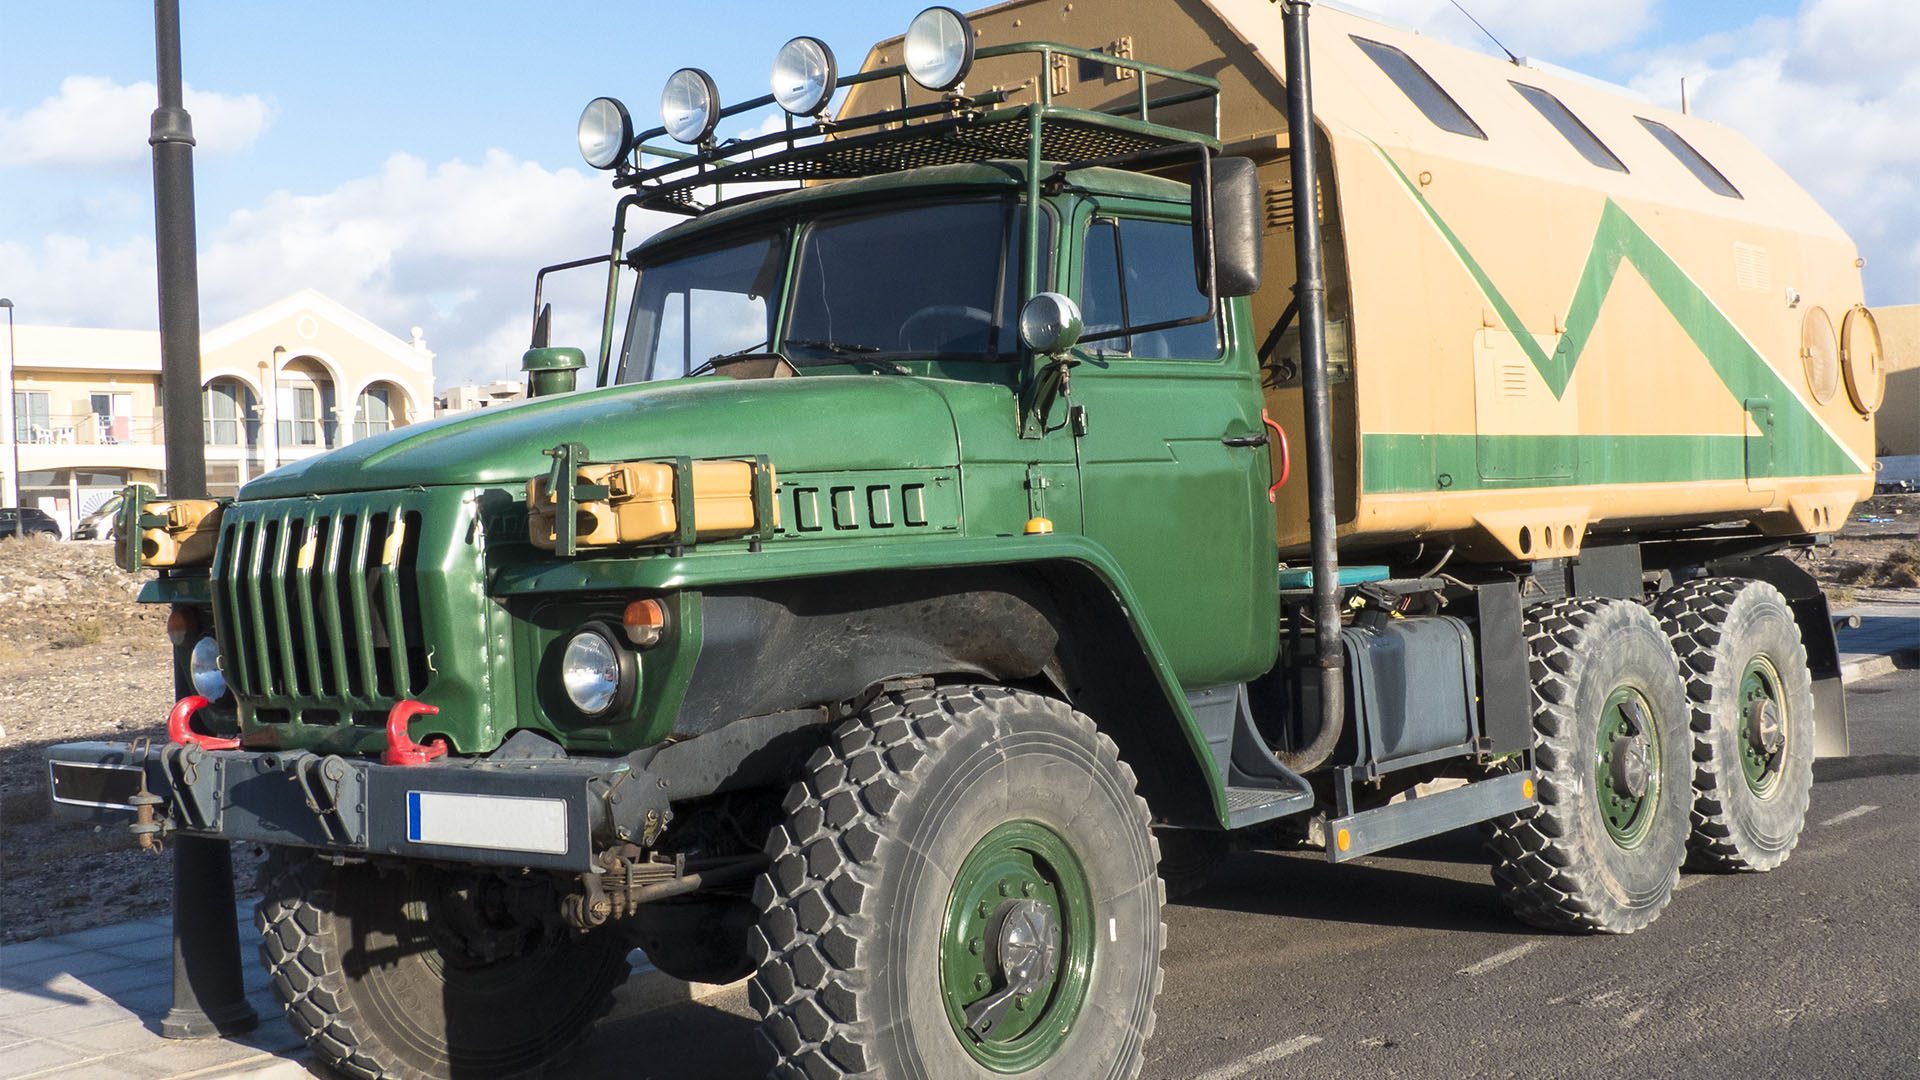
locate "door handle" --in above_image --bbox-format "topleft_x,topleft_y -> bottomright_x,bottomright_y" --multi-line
1221,430 -> 1269,448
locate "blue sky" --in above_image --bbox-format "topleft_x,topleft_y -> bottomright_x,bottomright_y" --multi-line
3,0 -> 1912,386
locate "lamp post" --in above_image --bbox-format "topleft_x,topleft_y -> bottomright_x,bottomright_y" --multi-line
0,298 -> 16,509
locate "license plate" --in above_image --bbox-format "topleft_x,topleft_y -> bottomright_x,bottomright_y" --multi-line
48,761 -> 146,811
405,791 -> 569,855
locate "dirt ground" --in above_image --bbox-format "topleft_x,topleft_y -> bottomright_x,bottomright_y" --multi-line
2,497 -> 1915,944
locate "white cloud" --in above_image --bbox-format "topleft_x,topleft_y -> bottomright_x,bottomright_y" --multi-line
1352,0 -> 1659,58
1623,0 -> 1920,304
0,75 -> 272,166
0,149 -> 675,387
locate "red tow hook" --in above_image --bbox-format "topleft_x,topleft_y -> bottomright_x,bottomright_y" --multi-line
168,696 -> 241,750
384,700 -> 448,766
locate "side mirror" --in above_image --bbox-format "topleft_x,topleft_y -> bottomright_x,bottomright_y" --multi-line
1193,155 -> 1263,298
1018,293 -> 1084,355
523,347 -> 586,397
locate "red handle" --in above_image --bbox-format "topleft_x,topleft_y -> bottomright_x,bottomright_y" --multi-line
384,700 -> 447,766
168,696 -> 241,750
1261,409 -> 1291,502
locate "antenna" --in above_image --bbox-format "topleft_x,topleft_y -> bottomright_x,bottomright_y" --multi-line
1680,76 -> 1689,114
1448,0 -> 1520,64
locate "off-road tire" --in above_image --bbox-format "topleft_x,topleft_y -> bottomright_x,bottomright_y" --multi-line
255,847 -> 630,1080
1156,828 -> 1229,902
749,684 -> 1164,1080
1486,598 -> 1690,934
1654,578 -> 1816,871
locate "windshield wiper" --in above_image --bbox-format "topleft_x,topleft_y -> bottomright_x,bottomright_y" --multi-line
785,339 -> 909,375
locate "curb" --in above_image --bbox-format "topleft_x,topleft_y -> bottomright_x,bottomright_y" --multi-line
1840,649 -> 1918,684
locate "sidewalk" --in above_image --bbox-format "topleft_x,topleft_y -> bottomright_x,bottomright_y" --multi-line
1836,598 -> 1920,683
0,903 -> 737,1080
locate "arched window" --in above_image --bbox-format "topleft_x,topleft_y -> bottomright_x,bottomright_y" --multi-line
355,385 -> 393,441
203,379 -> 257,446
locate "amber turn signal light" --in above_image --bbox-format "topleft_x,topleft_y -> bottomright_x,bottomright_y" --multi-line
622,599 -> 666,647
166,607 -> 196,648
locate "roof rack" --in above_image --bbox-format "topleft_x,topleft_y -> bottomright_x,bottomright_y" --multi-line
616,41 -> 1223,214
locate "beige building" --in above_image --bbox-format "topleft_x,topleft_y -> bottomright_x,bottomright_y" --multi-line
1872,304 -> 1919,458
4,289 -> 434,533
436,379 -> 525,415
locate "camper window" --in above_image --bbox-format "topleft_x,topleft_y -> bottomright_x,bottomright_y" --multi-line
1510,82 -> 1628,173
1351,36 -> 1487,140
1636,117 -> 1742,198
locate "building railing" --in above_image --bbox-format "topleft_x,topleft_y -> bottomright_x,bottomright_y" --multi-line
16,412 -> 162,447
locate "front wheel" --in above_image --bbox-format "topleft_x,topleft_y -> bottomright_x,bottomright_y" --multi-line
750,685 -> 1164,1079
255,848 -> 630,1080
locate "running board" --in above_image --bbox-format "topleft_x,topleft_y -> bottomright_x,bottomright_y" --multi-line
1320,771 -> 1536,863
1190,685 -> 1318,829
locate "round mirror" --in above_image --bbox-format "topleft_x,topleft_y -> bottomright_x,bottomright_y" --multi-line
1019,293 -> 1083,354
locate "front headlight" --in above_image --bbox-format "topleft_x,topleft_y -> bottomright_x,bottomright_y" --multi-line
189,636 -> 227,702
561,626 -> 631,718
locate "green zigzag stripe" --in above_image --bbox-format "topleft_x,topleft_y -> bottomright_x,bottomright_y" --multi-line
1370,145 -> 1863,482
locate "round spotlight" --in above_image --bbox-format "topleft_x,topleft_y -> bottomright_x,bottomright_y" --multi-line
577,97 -> 632,170
662,67 -> 721,145
772,36 -> 838,116
189,636 -> 227,703
1019,292 -> 1084,354
905,6 -> 976,92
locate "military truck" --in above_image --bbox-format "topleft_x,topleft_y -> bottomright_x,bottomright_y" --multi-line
47,2 -> 1883,1078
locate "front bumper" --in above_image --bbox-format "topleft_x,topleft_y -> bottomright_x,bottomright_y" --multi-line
44,739 -> 669,873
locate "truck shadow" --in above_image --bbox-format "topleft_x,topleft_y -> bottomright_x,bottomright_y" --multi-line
1180,839 -> 1529,936
578,985 -> 762,1077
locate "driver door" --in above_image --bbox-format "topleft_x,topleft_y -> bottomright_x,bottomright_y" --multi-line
1066,203 -> 1278,688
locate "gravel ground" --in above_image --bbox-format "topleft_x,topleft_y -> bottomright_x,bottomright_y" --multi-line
0,496 -> 1913,944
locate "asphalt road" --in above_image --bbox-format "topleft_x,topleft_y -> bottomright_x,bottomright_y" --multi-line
584,668 -> 1919,1080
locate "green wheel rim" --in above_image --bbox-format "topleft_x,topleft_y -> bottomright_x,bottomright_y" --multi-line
1738,656 -> 1787,796
1595,686 -> 1662,848
940,820 -> 1094,1072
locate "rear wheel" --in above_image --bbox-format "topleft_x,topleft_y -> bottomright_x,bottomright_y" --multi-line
255,848 -> 630,1080
1654,578 -> 1816,871
1486,598 -> 1690,934
750,684 -> 1163,1079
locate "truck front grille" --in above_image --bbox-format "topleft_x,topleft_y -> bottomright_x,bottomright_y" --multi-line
212,499 -> 430,713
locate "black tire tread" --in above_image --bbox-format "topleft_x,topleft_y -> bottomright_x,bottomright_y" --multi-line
1485,597 -> 1682,934
254,848 -> 628,1080
1653,577 -> 1814,871
749,684 -> 1163,1080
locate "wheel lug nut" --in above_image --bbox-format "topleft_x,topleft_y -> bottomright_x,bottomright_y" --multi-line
999,880 -> 1012,896
969,938 -> 983,955
975,973 -> 990,991
978,900 -> 991,918
1021,881 -> 1035,897
1014,994 -> 1028,1010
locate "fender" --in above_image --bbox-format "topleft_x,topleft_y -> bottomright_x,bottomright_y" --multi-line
494,534 -> 1241,827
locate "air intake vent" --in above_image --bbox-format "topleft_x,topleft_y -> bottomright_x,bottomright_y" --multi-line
1264,183 -> 1322,231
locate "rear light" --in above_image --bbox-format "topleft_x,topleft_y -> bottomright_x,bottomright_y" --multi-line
622,599 -> 666,647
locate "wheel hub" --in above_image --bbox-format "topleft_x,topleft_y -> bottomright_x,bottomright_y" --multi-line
1745,698 -> 1784,757
962,899 -> 1061,1040
941,820 -> 1094,1071
1611,734 -> 1651,799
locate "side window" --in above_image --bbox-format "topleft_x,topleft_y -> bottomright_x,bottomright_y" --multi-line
1510,82 -> 1627,173
1080,217 -> 1220,359
1351,36 -> 1487,140
1636,117 -> 1742,198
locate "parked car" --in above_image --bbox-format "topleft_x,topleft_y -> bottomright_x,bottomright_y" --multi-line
0,507 -> 62,539
73,495 -> 122,540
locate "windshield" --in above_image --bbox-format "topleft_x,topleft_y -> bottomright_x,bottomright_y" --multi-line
616,199 -> 1024,383
784,200 -> 1023,364
617,233 -> 785,383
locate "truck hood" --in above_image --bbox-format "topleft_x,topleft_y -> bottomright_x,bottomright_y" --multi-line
239,376 -> 962,499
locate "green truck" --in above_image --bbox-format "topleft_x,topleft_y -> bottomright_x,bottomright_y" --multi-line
49,4 -> 1871,1079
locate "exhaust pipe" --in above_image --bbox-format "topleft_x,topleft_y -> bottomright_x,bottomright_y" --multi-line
1277,0 -> 1345,773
